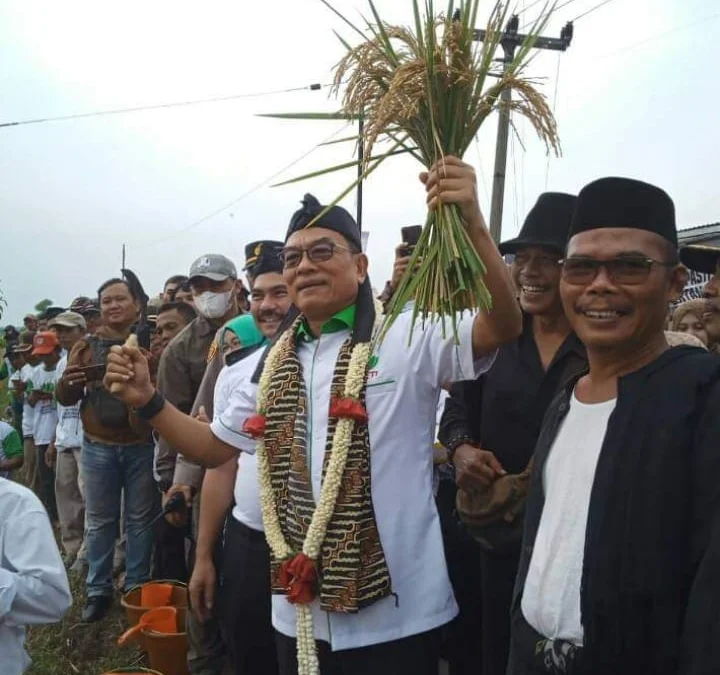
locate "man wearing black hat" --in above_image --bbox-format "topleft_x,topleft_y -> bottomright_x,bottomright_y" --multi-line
507,177 -> 720,675
68,297 -> 102,335
438,193 -> 586,675
187,240 -> 291,675
106,156 -> 521,674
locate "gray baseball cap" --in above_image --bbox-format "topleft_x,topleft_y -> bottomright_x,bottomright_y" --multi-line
48,311 -> 87,331
188,254 -> 237,282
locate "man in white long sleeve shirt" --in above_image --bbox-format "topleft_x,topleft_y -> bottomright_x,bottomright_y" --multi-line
47,311 -> 88,571
0,477 -> 72,674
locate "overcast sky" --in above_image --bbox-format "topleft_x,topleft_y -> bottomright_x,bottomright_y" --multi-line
1,0 -> 719,324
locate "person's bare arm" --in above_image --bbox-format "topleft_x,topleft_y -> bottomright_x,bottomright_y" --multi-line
0,455 -> 24,472
189,457 -> 237,622
196,458 -> 237,560
104,346 -> 237,468
422,156 -> 522,358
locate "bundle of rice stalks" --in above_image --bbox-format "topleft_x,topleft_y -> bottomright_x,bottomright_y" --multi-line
269,0 -> 560,341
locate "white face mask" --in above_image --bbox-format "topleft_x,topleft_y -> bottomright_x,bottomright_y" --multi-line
194,290 -> 233,319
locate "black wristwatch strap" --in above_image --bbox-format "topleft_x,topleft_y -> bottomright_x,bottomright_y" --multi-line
445,434 -> 477,463
134,390 -> 166,421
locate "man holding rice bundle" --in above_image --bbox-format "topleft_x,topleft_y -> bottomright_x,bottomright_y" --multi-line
104,156 -> 521,675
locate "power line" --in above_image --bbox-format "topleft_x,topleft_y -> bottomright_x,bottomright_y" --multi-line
571,0 -> 617,22
0,82 -> 328,129
137,123 -> 350,250
516,0 -> 549,17
521,0 -> 582,30
599,10 -> 720,58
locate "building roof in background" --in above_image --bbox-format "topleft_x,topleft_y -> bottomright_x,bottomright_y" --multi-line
678,222 -> 720,243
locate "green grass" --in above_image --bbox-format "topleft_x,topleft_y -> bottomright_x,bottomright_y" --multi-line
25,573 -> 146,675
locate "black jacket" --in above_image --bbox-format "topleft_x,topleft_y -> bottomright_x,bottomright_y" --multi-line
510,346 -> 720,675
439,314 -> 587,474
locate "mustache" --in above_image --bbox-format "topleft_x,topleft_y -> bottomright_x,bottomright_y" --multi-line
257,310 -> 284,322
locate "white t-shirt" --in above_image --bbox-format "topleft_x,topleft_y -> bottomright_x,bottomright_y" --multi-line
54,357 -> 83,451
29,365 -> 59,447
212,361 -> 263,531
211,308 -> 494,651
521,390 -> 616,646
19,365 -> 37,438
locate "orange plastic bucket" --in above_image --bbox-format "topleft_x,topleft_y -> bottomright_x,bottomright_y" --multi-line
118,607 -> 178,646
121,581 -> 187,651
143,613 -> 189,675
141,582 -> 174,607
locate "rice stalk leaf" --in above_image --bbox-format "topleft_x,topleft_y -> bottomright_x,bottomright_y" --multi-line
319,0 -> 368,41
366,0 -> 400,65
270,146 -> 416,187
257,111 -> 359,120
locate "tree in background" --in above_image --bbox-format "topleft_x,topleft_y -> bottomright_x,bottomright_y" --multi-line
34,298 -> 53,314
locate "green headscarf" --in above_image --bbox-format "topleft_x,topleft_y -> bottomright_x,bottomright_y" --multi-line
221,314 -> 266,360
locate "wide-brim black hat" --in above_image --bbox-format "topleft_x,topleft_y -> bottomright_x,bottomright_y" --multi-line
679,245 -> 720,275
569,177 -> 677,246
499,192 -> 577,255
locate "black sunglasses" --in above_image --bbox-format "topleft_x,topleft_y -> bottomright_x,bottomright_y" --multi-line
280,240 -> 356,269
560,256 -> 676,286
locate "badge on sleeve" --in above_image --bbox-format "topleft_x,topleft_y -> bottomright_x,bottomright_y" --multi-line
207,340 -> 219,363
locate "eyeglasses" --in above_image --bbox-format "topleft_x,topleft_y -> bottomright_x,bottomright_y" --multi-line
512,252 -> 561,270
279,240 -> 356,269
560,256 -> 676,286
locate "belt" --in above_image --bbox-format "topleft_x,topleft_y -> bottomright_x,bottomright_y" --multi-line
513,614 -> 584,675
227,515 -> 267,544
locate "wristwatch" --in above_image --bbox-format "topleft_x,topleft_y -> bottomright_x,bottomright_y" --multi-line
445,434 -> 478,464
134,390 -> 166,421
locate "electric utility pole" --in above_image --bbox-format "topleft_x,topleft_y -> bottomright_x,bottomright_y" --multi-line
474,15 -> 573,243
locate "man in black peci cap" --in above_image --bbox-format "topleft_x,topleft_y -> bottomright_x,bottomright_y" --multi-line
508,177 -> 720,675
186,239 -> 292,675
244,240 -> 284,283
106,156 -> 522,675
439,192 -> 587,675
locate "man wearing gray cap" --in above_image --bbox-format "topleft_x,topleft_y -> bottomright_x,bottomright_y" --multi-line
47,311 -> 88,573
155,253 -> 244,674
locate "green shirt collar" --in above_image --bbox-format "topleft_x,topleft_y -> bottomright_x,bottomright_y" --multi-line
296,304 -> 356,342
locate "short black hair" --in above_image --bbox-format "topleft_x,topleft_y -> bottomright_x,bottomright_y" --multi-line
157,301 -> 196,324
97,278 -> 138,301
164,274 -> 189,291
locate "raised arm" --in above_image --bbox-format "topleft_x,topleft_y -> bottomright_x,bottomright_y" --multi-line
104,345 -> 236,468
422,156 -> 522,358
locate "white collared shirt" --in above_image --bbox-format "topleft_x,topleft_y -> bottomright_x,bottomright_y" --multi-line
211,308 -> 494,651
0,478 -> 72,674
213,358 -> 263,531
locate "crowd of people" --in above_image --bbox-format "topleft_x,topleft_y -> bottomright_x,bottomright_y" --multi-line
1,156 -> 719,675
